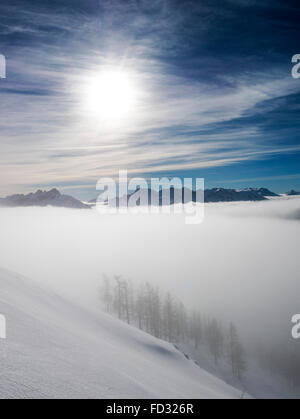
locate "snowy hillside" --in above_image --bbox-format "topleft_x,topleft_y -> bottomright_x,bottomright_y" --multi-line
0,268 -> 244,399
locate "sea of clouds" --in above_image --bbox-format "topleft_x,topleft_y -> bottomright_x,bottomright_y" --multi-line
0,196 -> 299,343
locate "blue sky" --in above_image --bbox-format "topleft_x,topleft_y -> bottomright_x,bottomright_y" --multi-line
0,0 -> 300,199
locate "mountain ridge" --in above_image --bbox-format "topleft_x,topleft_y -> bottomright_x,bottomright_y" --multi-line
0,186 -> 283,209
0,188 -> 90,209
90,186 -> 279,205
286,190 -> 300,196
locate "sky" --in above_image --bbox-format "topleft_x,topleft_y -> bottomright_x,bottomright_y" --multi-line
0,0 -> 300,199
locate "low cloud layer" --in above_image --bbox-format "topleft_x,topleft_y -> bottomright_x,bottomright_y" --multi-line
0,197 -> 299,344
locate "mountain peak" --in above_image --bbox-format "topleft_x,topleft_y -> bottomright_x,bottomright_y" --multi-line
241,187 -> 279,197
286,190 -> 300,196
0,188 -> 89,209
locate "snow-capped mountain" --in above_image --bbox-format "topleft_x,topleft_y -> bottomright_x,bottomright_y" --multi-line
204,188 -> 267,202
241,188 -> 279,197
286,190 -> 300,196
0,268 -> 244,399
0,189 -> 90,209
89,186 -> 275,206
1,186 -> 278,210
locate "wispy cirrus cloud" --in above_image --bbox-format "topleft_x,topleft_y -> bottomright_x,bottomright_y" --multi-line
0,0 -> 300,197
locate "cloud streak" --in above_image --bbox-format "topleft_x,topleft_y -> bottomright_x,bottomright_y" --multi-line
0,0 -> 300,197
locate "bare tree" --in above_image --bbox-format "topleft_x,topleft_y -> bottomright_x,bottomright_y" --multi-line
149,285 -> 162,338
174,301 -> 187,343
163,293 -> 175,342
206,318 -> 224,365
190,311 -> 203,349
136,283 -> 146,330
228,322 -> 246,379
100,275 -> 113,313
123,279 -> 131,324
113,275 -> 123,320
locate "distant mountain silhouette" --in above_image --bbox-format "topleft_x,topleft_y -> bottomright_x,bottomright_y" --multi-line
204,188 -> 267,202
286,190 -> 300,196
89,186 -> 277,206
1,186 -> 280,210
241,187 -> 279,197
0,189 -> 90,209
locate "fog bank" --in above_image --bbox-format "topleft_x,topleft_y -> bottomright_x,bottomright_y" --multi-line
0,196 -> 299,342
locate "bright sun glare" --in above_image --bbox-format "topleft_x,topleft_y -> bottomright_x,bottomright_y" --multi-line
86,70 -> 137,120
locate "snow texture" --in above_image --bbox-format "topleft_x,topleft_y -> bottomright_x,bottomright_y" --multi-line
0,268 -> 243,399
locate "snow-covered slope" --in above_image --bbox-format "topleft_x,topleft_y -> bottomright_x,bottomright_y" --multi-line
0,268 -> 243,399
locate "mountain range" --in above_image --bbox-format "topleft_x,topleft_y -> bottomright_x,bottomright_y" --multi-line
286,190 -> 300,196
90,186 -> 279,206
0,188 -> 90,209
0,186 -> 295,209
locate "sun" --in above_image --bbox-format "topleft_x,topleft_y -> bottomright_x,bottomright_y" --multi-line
86,69 -> 137,120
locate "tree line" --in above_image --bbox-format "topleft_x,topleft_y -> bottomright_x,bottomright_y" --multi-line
99,275 -> 246,380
